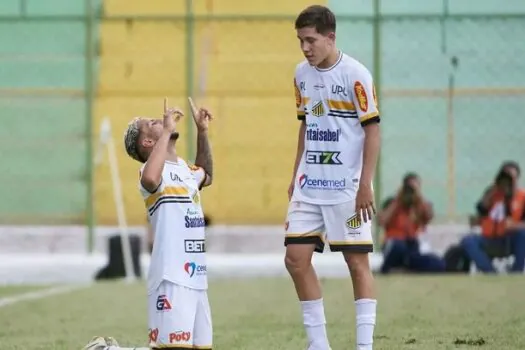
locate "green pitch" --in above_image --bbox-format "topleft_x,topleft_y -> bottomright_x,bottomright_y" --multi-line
0,276 -> 523,349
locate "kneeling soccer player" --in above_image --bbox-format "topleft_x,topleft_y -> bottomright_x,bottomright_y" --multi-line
83,97 -> 214,350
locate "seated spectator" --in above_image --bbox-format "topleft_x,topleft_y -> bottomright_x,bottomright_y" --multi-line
460,161 -> 525,273
378,172 -> 446,273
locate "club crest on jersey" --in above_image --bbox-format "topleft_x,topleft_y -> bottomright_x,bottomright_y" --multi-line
311,101 -> 325,117
192,191 -> 200,204
354,81 -> 368,112
346,214 -> 362,229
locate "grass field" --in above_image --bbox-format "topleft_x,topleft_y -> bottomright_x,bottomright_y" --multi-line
0,275 -> 524,350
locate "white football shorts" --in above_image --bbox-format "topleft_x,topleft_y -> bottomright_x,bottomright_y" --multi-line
285,200 -> 373,253
148,280 -> 212,349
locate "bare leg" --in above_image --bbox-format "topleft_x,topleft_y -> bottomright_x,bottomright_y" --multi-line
285,244 -> 330,350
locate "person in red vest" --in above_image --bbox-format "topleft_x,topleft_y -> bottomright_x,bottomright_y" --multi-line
378,172 -> 445,273
461,161 -> 525,273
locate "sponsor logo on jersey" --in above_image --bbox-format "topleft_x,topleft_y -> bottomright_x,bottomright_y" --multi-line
331,84 -> 348,97
184,261 -> 207,277
306,123 -> 341,142
156,295 -> 172,311
298,174 -> 346,190
185,208 -> 206,228
354,81 -> 368,112
305,151 -> 342,165
170,173 -> 183,182
311,101 -> 325,117
184,239 -> 206,253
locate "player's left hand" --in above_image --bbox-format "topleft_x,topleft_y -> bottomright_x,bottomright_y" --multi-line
188,97 -> 213,132
356,183 -> 376,223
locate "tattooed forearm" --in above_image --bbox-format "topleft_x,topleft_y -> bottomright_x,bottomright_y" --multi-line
195,130 -> 213,178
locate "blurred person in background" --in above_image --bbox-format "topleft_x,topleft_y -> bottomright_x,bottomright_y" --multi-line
378,172 -> 445,273
461,161 -> 525,273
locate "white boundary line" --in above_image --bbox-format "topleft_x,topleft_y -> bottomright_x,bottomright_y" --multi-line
0,284 -> 90,308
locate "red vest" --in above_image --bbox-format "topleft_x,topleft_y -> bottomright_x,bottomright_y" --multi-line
384,202 -> 423,240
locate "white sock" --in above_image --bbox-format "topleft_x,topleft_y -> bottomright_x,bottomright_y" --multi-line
301,298 -> 330,349
355,299 -> 377,350
105,347 -> 149,350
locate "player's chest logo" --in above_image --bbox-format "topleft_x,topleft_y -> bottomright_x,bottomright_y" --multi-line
331,84 -> 348,97
311,100 -> 326,117
170,172 -> 183,182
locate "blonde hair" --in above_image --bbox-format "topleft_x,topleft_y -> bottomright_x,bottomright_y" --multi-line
123,117 -> 144,162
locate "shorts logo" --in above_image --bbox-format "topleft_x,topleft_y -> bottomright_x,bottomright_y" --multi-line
156,295 -> 172,311
354,81 -> 368,112
311,101 -> 325,117
169,331 -> 191,343
149,328 -> 159,343
346,214 -> 362,229
184,261 -> 207,277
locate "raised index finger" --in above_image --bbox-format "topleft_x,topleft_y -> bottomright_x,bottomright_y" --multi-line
188,97 -> 198,115
164,97 -> 168,113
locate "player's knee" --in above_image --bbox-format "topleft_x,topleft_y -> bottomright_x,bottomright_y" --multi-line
284,247 -> 313,275
344,252 -> 370,274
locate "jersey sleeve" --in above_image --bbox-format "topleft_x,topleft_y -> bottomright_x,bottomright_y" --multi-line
294,77 -> 305,121
350,66 -> 380,126
138,165 -> 164,196
189,164 -> 207,190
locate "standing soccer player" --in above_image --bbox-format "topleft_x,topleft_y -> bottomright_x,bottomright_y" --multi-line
82,97 -> 214,350
285,5 -> 380,350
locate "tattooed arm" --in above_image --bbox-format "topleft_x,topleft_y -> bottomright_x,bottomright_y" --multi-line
194,129 -> 213,187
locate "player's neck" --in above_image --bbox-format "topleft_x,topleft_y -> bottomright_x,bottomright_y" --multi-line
166,141 -> 178,162
316,49 -> 340,69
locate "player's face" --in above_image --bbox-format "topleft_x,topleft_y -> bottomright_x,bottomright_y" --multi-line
139,118 -> 180,152
297,26 -> 335,66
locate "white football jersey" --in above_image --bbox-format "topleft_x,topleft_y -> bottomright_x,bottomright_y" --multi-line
139,158 -> 208,294
292,52 -> 380,205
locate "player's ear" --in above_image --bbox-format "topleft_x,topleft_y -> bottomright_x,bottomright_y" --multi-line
327,31 -> 336,42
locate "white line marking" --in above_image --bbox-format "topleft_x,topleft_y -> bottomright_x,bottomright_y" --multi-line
0,284 -> 90,308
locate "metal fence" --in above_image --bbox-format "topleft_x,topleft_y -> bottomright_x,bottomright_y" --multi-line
1,0 -> 524,251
